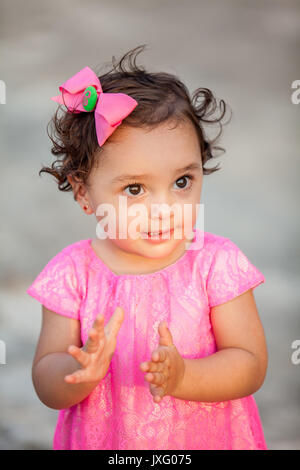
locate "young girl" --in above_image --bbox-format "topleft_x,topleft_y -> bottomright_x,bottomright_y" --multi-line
27,45 -> 268,450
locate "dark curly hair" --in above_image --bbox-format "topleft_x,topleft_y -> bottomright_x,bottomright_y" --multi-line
40,44 -> 230,201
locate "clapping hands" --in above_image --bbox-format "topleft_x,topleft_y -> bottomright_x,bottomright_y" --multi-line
65,307 -> 185,404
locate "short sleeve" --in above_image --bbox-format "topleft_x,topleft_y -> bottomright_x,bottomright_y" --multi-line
26,251 -> 81,320
206,238 -> 265,307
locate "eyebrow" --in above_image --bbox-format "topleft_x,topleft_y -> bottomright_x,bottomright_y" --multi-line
111,162 -> 201,184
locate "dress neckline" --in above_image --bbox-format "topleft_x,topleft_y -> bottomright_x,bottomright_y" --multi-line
87,229 -> 200,279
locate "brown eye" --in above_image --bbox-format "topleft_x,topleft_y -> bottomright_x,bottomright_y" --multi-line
174,175 -> 193,190
124,184 -> 144,197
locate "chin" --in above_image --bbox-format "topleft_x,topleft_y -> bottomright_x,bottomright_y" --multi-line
137,237 -> 183,259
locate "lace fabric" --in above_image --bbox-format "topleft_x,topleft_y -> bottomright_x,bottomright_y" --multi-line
26,230 -> 267,450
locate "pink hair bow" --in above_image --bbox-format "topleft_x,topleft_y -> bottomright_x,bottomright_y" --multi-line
51,66 -> 138,146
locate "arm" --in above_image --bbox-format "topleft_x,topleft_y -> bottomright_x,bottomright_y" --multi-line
172,289 -> 268,401
171,289 -> 268,402
32,306 -> 100,410
33,354 -> 101,410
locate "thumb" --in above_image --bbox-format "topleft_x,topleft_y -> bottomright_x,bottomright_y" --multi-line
158,321 -> 174,347
106,306 -> 125,337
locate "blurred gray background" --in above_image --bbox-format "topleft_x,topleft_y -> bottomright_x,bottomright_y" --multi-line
0,0 -> 300,450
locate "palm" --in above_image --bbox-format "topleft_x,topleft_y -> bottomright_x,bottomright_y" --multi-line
65,307 -> 124,384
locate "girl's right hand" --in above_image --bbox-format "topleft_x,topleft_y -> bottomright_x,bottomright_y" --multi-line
64,306 -> 125,384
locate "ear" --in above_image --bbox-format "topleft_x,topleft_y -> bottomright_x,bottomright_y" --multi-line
67,175 -> 93,214
67,175 -> 81,201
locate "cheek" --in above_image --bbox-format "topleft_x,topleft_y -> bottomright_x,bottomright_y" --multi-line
114,211 -> 147,239
172,199 -> 198,233
182,205 -> 198,229
119,202 -> 149,235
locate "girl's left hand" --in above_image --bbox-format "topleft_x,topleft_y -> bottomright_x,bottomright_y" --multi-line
139,322 -> 185,403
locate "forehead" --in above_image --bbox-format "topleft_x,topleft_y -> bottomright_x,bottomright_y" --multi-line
95,121 -> 201,176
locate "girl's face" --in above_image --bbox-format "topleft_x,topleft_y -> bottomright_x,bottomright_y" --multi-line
72,119 -> 203,261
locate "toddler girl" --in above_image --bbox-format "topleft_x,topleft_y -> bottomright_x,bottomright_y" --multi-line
27,44 -> 268,450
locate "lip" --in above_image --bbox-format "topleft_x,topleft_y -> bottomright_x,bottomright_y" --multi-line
141,228 -> 175,243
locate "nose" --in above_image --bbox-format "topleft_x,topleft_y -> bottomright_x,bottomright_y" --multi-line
151,203 -> 171,220
147,193 -> 175,225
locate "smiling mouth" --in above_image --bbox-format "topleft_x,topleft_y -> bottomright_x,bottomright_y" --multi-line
142,228 -> 175,238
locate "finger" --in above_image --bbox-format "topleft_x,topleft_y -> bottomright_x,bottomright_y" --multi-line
142,360 -> 165,373
92,313 -> 105,331
90,315 -> 106,350
153,372 -> 166,385
106,306 -> 125,338
150,383 -> 164,401
152,348 -> 166,363
153,394 -> 162,403
145,372 -> 165,386
67,345 -> 90,368
152,387 -> 164,403
64,369 -> 89,384
158,322 -> 174,347
140,362 -> 149,372
95,320 -> 106,343
84,328 -> 103,354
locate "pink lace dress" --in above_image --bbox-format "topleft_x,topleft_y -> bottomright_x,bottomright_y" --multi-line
26,229 -> 267,450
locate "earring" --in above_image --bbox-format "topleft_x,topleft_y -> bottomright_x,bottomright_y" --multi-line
84,204 -> 89,211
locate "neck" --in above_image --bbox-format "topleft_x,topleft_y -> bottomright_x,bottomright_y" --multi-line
92,232 -> 195,275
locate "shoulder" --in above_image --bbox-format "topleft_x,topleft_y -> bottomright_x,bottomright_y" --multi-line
26,239 -> 92,318
59,238 -> 93,284
192,230 -> 252,280
202,231 -> 230,253
192,230 -> 230,266
201,231 -> 255,271
199,231 -> 265,307
60,238 -> 92,264
41,238 -> 93,294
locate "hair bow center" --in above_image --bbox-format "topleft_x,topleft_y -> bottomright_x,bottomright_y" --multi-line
82,86 -> 98,111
